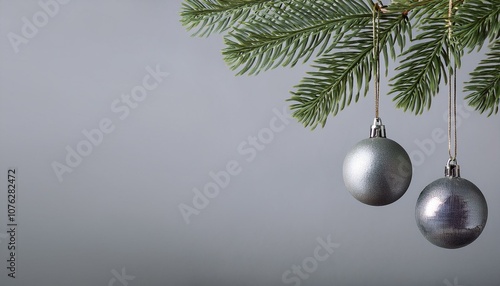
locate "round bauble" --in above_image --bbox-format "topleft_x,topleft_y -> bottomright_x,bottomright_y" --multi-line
415,176 -> 488,249
343,136 -> 412,206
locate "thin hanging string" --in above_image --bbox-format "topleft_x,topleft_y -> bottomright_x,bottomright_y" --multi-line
447,0 -> 458,160
373,3 -> 381,118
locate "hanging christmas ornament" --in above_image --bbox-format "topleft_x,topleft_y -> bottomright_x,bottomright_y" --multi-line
343,118 -> 412,206
343,4 -> 412,206
415,0 -> 488,248
415,159 -> 488,249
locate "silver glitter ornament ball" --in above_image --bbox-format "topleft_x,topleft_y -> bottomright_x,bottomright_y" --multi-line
415,160 -> 488,249
343,118 -> 412,206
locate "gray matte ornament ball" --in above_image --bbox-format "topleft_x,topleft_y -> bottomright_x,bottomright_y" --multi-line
343,118 -> 412,206
415,160 -> 488,249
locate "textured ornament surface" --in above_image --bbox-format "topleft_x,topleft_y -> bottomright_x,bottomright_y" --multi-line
343,137 -> 412,206
415,177 -> 488,249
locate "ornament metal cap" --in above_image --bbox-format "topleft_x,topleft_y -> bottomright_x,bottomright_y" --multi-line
445,158 -> 460,178
370,117 -> 386,138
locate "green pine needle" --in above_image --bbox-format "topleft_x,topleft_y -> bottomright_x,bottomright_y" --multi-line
222,0 -> 372,75
456,0 -> 500,51
289,12 -> 410,129
390,22 -> 452,114
180,0 -> 277,36
464,39 -> 500,116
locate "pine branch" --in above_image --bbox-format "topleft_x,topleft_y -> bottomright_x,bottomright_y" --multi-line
389,0 -> 475,114
180,0 -> 500,127
223,0 -> 372,75
389,0 -> 448,20
464,39 -> 500,116
289,12 -> 410,129
288,42 -> 373,129
389,21 -> 453,114
180,0 -> 278,36
456,0 -> 500,50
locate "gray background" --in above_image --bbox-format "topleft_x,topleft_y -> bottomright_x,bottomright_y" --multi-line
0,1 -> 499,286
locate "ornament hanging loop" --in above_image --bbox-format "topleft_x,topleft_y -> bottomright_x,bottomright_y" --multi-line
447,0 -> 458,162
372,2 -> 381,119
445,158 -> 460,178
369,4 -> 385,140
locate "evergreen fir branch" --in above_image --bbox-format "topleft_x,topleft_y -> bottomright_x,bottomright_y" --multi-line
464,40 -> 500,115
289,12 -> 410,129
389,21 -> 456,114
180,0 -> 278,36
289,43 -> 373,129
381,6 -> 413,74
455,0 -> 500,50
180,0 -> 500,127
222,0 -> 373,75
388,0 -> 448,22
